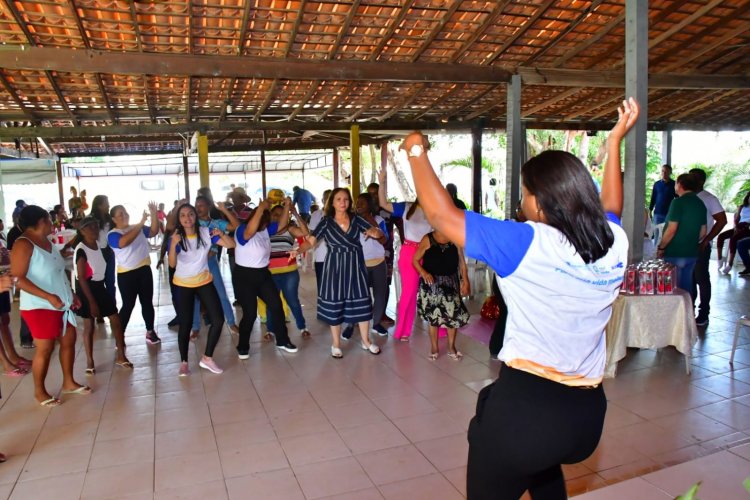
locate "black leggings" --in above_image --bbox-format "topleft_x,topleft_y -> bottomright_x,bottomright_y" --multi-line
233,265 -> 289,350
177,283 -> 223,362
467,366 -> 606,500
117,265 -> 155,332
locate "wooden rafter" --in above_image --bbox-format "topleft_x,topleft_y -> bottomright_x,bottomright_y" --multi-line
450,1 -> 512,63
348,86 -> 392,121
565,94 -> 622,121
441,85 -> 499,120
521,88 -> 581,118
284,0 -> 307,58
288,82 -> 320,121
465,101 -> 502,121
222,0 -> 255,122
411,83 -> 465,120
186,78 -> 192,123
663,23 -> 750,73
368,0 -> 415,61
68,0 -> 117,124
0,72 -> 37,123
552,12 -> 624,68
410,0 -> 463,61
485,0 -> 556,66
254,80 -> 278,121
219,78 -> 236,122
328,0 -> 361,59
316,88 -> 349,122
524,0 -> 605,66
377,84 -> 425,121
653,89 -> 739,120
128,0 -> 156,124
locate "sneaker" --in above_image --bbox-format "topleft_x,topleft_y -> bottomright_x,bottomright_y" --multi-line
178,362 -> 190,377
720,262 -> 731,275
371,324 -> 388,336
695,315 -> 709,327
199,357 -> 223,374
341,325 -> 354,340
167,317 -> 179,328
331,346 -> 343,358
237,348 -> 250,360
277,342 -> 298,353
146,330 -> 161,344
740,268 -> 750,276
361,343 -> 381,355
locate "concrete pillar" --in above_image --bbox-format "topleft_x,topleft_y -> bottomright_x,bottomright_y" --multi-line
182,155 -> 190,200
350,125 -> 360,202
471,126 -> 483,213
622,0 -> 648,263
505,74 -> 522,220
197,132 -> 209,188
661,127 -> 672,166
260,150 -> 268,198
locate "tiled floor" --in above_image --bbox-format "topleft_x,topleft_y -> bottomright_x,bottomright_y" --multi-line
0,257 -> 749,499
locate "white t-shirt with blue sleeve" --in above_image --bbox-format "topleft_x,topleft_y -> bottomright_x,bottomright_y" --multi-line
465,211 -> 628,385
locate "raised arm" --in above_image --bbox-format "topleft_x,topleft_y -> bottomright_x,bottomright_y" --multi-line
112,213 -> 148,249
402,133 -> 466,247
601,98 -> 640,218
146,201 -> 159,237
377,168 -> 395,213
243,199 -> 270,240
216,201 -> 240,231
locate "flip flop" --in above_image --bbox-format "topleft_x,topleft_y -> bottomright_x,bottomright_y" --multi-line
61,386 -> 92,395
39,397 -> 62,407
447,351 -> 463,361
115,360 -> 134,369
428,353 -> 439,361
85,368 -> 96,375
4,367 -> 27,377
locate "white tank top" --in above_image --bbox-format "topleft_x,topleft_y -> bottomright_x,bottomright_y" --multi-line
74,241 -> 106,281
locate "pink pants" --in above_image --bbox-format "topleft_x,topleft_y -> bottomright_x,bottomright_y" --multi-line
394,241 -> 446,339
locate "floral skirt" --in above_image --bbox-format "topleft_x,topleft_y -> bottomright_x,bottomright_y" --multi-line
417,273 -> 470,328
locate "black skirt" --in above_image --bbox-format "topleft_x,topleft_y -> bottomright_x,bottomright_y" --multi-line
75,279 -> 118,319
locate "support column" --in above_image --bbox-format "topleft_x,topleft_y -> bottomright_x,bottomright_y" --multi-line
332,147 -> 339,188
623,0 -> 648,263
471,126 -> 483,213
56,159 -> 64,206
505,74 -> 522,220
661,126 -> 672,166
197,132 -> 209,189
380,140 -> 388,183
260,150 -> 268,198
182,154 -> 190,200
350,125 -> 360,202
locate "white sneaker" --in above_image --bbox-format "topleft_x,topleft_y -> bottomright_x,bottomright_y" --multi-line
720,262 -> 731,275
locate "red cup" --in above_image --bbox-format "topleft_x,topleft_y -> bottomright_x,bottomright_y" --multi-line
58,235 -> 64,244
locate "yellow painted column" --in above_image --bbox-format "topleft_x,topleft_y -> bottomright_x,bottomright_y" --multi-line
198,132 -> 209,188
350,124 -> 360,203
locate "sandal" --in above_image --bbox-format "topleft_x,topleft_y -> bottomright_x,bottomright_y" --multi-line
301,329 -> 311,338
447,351 -> 463,361
428,352 -> 439,361
115,360 -> 134,369
399,337 -> 410,342
61,385 -> 92,395
4,367 -> 27,377
189,330 -> 200,342
39,397 -> 62,407
85,367 -> 96,375
331,346 -> 343,359
264,332 -> 275,341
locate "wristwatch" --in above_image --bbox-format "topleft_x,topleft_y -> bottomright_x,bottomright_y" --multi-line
407,144 -> 425,158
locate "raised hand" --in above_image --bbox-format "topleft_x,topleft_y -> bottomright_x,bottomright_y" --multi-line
399,131 -> 430,152
140,210 -> 149,225
609,97 -> 640,142
170,232 -> 181,248
257,198 -> 271,212
148,201 -> 158,214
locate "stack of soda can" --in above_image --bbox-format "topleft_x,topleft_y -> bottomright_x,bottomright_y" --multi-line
621,260 -> 676,295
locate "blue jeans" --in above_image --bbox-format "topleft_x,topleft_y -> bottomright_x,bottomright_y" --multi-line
653,213 -> 667,225
192,255 -> 236,329
664,257 -> 697,294
267,270 -> 306,332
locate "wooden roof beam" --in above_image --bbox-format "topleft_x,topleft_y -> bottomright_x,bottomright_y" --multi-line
0,72 -> 38,123
552,12 -> 624,68
485,0 -> 556,66
327,0 -> 361,59
348,85 -> 392,121
521,88 -> 581,118
450,1 -> 513,63
565,94 -> 622,121
377,84 -> 425,121
186,77 -> 192,123
288,82 -> 320,121
0,47 -> 512,84
368,0 -> 415,61
254,80 -> 278,121
411,83 -> 465,120
409,0 -> 463,61
441,84 -> 499,121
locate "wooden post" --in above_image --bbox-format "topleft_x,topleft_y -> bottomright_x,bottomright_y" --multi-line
350,125 -> 360,202
380,140 -> 388,193
505,74 -> 522,219
332,147 -> 339,188
661,127 -> 672,166
622,0 -> 648,263
182,154 -> 190,200
260,149 -> 268,198
471,126 -> 483,213
197,131 -> 209,188
56,159 -> 64,206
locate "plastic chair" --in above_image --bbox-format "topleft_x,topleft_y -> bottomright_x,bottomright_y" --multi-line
730,315 -> 750,364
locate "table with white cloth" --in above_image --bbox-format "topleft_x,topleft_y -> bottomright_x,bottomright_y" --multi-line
604,288 -> 698,378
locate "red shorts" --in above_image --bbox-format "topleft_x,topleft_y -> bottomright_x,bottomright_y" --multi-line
20,310 -> 73,340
